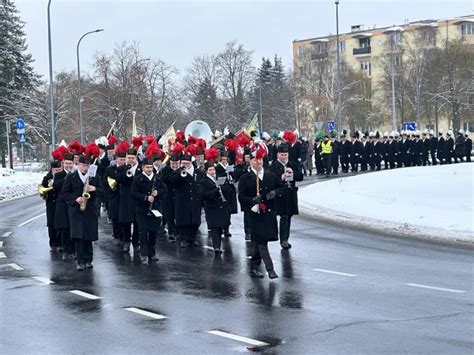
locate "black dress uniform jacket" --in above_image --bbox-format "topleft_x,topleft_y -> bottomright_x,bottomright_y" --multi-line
116,164 -> 142,223
42,170 -> 65,227
104,165 -> 120,220
215,163 -> 238,214
131,172 -> 167,232
53,170 -> 70,230
238,169 -> 285,243
61,171 -> 102,241
171,168 -> 204,227
199,175 -> 231,229
160,165 -> 177,222
268,160 -> 302,216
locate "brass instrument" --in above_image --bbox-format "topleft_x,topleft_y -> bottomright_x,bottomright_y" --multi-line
107,176 -> 117,191
217,184 -> 226,202
126,168 -> 133,178
147,173 -> 158,216
38,179 -> 53,200
180,168 -> 188,178
80,175 -> 90,212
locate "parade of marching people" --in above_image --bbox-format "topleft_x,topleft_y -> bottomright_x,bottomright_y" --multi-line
39,116 -> 472,276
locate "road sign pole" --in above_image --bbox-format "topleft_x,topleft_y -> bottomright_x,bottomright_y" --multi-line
6,120 -> 12,169
21,144 -> 24,171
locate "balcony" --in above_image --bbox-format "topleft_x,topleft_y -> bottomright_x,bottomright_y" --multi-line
311,52 -> 328,60
353,46 -> 371,56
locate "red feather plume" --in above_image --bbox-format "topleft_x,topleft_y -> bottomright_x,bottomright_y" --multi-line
115,141 -> 128,154
145,142 -> 161,158
238,134 -> 251,147
224,138 -> 237,152
184,144 -> 198,157
68,140 -> 83,155
187,135 -> 197,145
85,143 -> 100,159
51,146 -> 68,161
145,134 -> 155,145
282,131 -> 297,145
205,147 -> 219,162
172,142 -> 185,156
108,135 -> 118,146
131,135 -> 144,149
196,138 -> 207,150
176,131 -> 185,143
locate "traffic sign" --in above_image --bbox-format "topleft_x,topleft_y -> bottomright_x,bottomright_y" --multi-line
403,122 -> 417,131
16,119 -> 25,130
327,121 -> 336,131
19,133 -> 26,144
315,121 -> 323,130
16,128 -> 25,134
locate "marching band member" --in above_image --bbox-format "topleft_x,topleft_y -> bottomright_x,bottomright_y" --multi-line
269,143 -> 303,249
131,151 -> 167,265
238,140 -> 285,279
200,161 -> 231,254
61,144 -> 102,271
235,146 -> 252,241
215,151 -> 238,237
161,151 -> 181,242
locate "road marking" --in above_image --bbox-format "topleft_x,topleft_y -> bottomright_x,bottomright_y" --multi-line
313,268 -> 357,277
8,263 -> 24,271
208,330 -> 270,347
0,241 -> 3,248
32,276 -> 54,285
18,213 -> 45,227
203,246 -> 224,252
125,307 -> 167,320
406,283 -> 466,294
0,252 -> 6,259
2,232 -> 12,237
70,290 -> 102,300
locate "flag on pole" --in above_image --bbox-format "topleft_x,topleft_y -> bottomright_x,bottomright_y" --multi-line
159,122 -> 176,153
246,112 -> 259,133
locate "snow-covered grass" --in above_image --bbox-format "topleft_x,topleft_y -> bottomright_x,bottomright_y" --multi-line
299,163 -> 474,245
0,165 -> 46,203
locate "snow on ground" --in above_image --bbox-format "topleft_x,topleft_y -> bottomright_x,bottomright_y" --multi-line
299,163 -> 474,245
0,164 -> 46,203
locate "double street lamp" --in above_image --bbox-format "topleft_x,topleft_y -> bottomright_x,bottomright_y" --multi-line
77,29 -> 104,144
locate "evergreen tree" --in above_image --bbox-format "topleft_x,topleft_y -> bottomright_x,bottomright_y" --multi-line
0,0 -> 39,166
192,76 -> 220,127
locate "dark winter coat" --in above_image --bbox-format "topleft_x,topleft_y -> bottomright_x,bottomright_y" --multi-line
171,168 -> 204,227
465,137 -> 472,157
199,175 -> 231,229
104,165 -> 120,220
116,164 -> 142,223
53,170 -> 70,230
268,160 -> 302,216
238,169 -> 285,244
437,137 -> 446,161
215,163 -> 238,214
61,171 -> 102,241
455,135 -> 465,156
288,141 -> 303,164
161,165 -> 178,221
131,172 -> 167,233
42,170 -> 66,227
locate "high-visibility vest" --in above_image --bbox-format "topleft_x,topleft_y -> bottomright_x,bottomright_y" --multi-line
321,141 -> 332,154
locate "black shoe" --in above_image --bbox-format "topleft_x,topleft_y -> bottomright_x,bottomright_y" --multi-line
245,234 -> 251,241
49,247 -> 56,254
281,241 -> 292,249
149,255 -> 159,262
224,232 -> 232,237
62,252 -> 68,261
250,269 -> 264,278
85,262 -> 93,269
140,256 -> 148,265
214,248 -> 223,254
180,240 -> 188,248
168,234 -> 176,242
268,270 -> 279,279
77,264 -> 85,271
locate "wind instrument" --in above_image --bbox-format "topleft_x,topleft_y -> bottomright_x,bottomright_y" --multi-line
38,179 -> 54,200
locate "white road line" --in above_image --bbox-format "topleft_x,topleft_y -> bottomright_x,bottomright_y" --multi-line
32,276 -> 54,285
0,241 -> 3,248
70,290 -> 102,300
2,232 -> 12,237
313,268 -> 357,277
208,330 -> 270,347
125,307 -> 167,320
406,283 -> 466,294
203,246 -> 224,252
0,252 -> 6,259
18,213 -> 45,227
8,263 -> 24,271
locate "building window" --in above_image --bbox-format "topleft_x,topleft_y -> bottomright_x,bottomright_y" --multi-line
298,46 -> 305,58
464,122 -> 474,132
359,37 -> 371,48
360,60 -> 371,75
338,40 -> 346,52
391,32 -> 402,44
461,23 -> 474,36
420,30 -> 436,46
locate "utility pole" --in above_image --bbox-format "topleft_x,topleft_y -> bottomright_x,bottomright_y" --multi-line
390,33 -> 397,131
47,0 -> 55,150
335,0 -> 342,132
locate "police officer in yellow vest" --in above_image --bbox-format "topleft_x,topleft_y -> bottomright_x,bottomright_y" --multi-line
321,135 -> 333,178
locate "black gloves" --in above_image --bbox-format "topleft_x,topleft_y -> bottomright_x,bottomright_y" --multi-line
266,190 -> 276,200
252,195 -> 262,204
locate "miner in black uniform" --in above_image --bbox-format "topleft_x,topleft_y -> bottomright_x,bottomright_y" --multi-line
350,132 -> 361,172
238,142 -> 285,279
268,143 -> 303,249
330,131 -> 339,175
382,132 -> 390,169
131,156 -> 167,265
388,133 -> 398,169
314,138 -> 323,175
367,132 -> 375,171
62,153 -> 102,271
454,130 -> 466,163
116,143 -> 142,253
437,131 -> 446,164
372,132 -> 383,171
360,134 -> 369,171
161,155 -> 180,241
465,131 -> 472,162
445,131 -> 454,164
171,150 -> 204,248
235,147 -> 252,241
421,130 -> 430,166
41,156 -> 65,253
54,152 -> 75,260
429,130 -> 438,165
200,162 -> 231,254
339,132 -> 350,173
215,152 -> 238,237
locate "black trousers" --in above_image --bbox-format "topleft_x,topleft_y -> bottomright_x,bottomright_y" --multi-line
466,153 -> 471,162
121,221 -> 139,246
165,218 -> 177,235
59,228 -> 74,254
210,227 -> 223,250
250,242 -> 274,272
331,154 -> 339,174
243,211 -> 251,236
322,154 -> 332,176
48,227 -> 61,248
430,151 -> 437,165
178,224 -> 199,241
112,219 -> 122,241
350,157 -> 359,172
139,230 -> 157,257
340,156 -> 349,172
315,157 -> 323,174
74,239 -> 93,265
279,215 -> 292,243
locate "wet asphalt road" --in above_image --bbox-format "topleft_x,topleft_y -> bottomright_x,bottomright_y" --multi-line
0,182 -> 473,354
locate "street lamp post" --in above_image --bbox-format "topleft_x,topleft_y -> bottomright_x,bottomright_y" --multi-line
77,29 -> 104,144
47,0 -> 55,151
335,0 -> 342,132
390,33 -> 397,131
259,86 -> 263,132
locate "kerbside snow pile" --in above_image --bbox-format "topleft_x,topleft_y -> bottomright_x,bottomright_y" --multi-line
299,163 -> 474,244
0,166 -> 45,202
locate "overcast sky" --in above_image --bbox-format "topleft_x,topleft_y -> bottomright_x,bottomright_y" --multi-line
14,0 -> 473,80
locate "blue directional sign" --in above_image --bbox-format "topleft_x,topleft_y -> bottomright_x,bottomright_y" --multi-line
403,122 -> 417,131
16,119 -> 25,130
19,133 -> 26,144
327,121 -> 336,131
